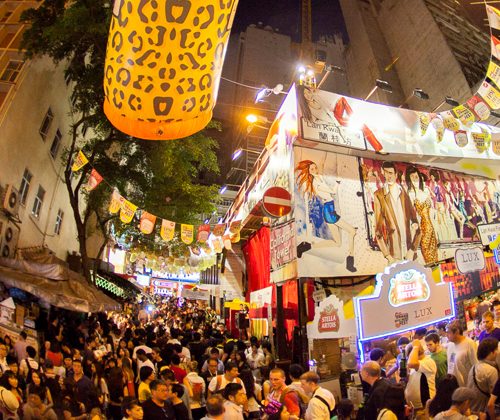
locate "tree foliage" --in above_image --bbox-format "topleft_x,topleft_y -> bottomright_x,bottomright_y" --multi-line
20,0 -> 221,279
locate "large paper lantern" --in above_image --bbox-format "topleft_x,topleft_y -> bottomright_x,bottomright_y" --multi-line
104,0 -> 239,140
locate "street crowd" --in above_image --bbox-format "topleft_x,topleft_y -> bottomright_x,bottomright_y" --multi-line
0,297 -> 498,419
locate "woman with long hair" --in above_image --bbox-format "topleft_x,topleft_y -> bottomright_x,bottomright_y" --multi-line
106,366 -> 126,420
295,159 -> 358,272
426,374 -> 459,418
27,370 -> 52,406
90,361 -> 109,410
405,165 -> 439,264
121,357 -> 136,399
239,368 -> 262,419
1,370 -> 24,408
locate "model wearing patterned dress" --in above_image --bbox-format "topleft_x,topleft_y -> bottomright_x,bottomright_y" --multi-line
413,198 -> 439,264
406,166 -> 439,264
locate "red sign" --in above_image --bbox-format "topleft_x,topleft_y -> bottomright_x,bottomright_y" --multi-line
318,304 -> 340,333
262,187 -> 292,218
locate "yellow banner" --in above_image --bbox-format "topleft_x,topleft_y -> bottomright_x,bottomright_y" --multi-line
160,219 -> 175,241
478,80 -> 500,110
109,190 -> 123,214
139,211 -> 157,234
71,150 -> 89,171
441,111 -> 460,132
223,234 -> 232,250
120,199 -> 137,224
181,224 -> 194,245
418,112 -> 430,136
487,61 -> 500,89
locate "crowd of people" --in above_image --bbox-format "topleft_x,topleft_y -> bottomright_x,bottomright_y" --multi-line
0,297 -> 499,419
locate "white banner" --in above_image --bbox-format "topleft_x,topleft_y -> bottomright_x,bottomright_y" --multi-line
250,286 -> 273,308
181,288 -> 210,301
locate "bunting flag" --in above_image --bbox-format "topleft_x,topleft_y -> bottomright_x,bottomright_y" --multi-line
229,220 -> 242,234
120,199 -> 138,223
466,95 -> 491,120
492,132 -> 500,155
181,224 -> 194,245
441,111 -> 460,131
454,130 -> 468,147
430,116 -> 444,142
71,150 -> 89,171
85,169 -> 103,191
212,237 -> 223,253
160,219 -> 175,241
451,105 -> 475,127
197,224 -> 210,243
139,211 -> 157,234
230,230 -> 240,243
487,60 -> 500,88
109,190 -> 123,214
477,80 -> 500,110
223,234 -> 232,250
418,113 -> 430,136
212,223 -> 226,237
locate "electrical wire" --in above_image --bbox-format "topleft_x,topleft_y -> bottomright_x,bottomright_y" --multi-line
220,76 -> 262,90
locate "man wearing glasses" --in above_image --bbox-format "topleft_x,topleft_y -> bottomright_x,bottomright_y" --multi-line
142,379 -> 175,419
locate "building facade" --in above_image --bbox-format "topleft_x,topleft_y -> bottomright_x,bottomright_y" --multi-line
339,0 -> 490,111
0,1 -> 87,260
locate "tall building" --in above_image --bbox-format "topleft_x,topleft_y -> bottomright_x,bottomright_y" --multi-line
339,0 -> 490,111
0,1 -> 90,260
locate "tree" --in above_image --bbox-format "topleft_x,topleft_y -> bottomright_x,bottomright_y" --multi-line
20,0 -> 221,281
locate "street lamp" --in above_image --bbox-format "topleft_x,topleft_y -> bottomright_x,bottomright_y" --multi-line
364,79 -> 393,101
317,64 -> 346,89
399,88 -> 430,108
431,96 -> 459,112
231,148 -> 261,161
254,84 -> 285,103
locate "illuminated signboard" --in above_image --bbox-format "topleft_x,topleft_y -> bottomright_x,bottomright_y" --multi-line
354,261 -> 455,342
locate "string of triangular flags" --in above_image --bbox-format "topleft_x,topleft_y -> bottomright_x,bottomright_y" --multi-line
71,150 -> 241,252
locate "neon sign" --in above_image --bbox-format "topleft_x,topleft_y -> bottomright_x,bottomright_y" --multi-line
388,269 -> 430,307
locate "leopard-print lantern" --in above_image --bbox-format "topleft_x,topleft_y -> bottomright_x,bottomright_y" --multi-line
104,0 -> 239,140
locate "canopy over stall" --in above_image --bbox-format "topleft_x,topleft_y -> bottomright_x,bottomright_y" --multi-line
0,257 -> 120,313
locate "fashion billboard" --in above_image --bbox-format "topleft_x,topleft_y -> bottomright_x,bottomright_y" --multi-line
294,146 -> 500,277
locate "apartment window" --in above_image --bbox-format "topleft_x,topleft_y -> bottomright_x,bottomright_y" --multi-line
0,60 -> 24,83
31,185 -> 45,218
19,168 -> 32,205
54,209 -> 64,235
50,129 -> 62,159
39,108 -> 53,141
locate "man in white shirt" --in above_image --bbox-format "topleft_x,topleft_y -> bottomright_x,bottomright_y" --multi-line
446,320 -> 478,386
405,339 -> 437,414
246,344 -> 265,380
136,349 -> 155,382
300,371 -> 335,420
222,383 -> 246,420
208,362 -> 242,396
131,340 -> 152,360
19,346 -> 39,379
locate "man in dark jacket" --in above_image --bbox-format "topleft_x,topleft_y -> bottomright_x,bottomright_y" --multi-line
358,361 -> 400,420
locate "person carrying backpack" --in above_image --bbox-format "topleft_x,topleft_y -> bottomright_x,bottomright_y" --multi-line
358,361 -> 406,420
264,368 -> 303,419
183,361 -> 206,420
300,371 -> 335,420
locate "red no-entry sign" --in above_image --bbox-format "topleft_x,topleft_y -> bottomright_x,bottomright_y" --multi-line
262,187 -> 292,218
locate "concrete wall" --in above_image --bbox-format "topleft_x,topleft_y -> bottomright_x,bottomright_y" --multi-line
376,0 -> 473,111
0,56 -> 81,260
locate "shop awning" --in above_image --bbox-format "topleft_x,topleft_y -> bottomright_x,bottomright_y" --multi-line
0,258 -> 120,313
95,270 -> 142,300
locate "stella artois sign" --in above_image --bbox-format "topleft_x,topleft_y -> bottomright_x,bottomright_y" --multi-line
388,269 -> 430,307
318,304 -> 340,333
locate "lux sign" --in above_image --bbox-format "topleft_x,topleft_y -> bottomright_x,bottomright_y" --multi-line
455,247 -> 485,274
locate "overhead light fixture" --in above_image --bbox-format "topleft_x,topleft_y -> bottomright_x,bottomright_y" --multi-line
246,114 -> 258,124
232,148 -> 243,161
399,88 -> 430,108
431,96 -> 459,112
365,79 -> 393,101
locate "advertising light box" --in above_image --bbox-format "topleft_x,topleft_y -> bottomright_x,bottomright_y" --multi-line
354,261 -> 455,342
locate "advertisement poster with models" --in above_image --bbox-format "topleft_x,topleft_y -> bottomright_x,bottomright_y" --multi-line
294,146 -> 500,277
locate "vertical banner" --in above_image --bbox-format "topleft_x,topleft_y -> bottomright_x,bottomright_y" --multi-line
139,211 -> 157,234
197,224 -> 211,243
109,190 -> 123,214
181,224 -> 194,244
270,220 -> 298,283
71,150 -> 89,171
85,169 -> 103,191
120,199 -> 137,223
160,219 -> 175,242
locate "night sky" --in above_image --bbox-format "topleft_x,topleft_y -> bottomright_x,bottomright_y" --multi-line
232,0 -> 347,42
